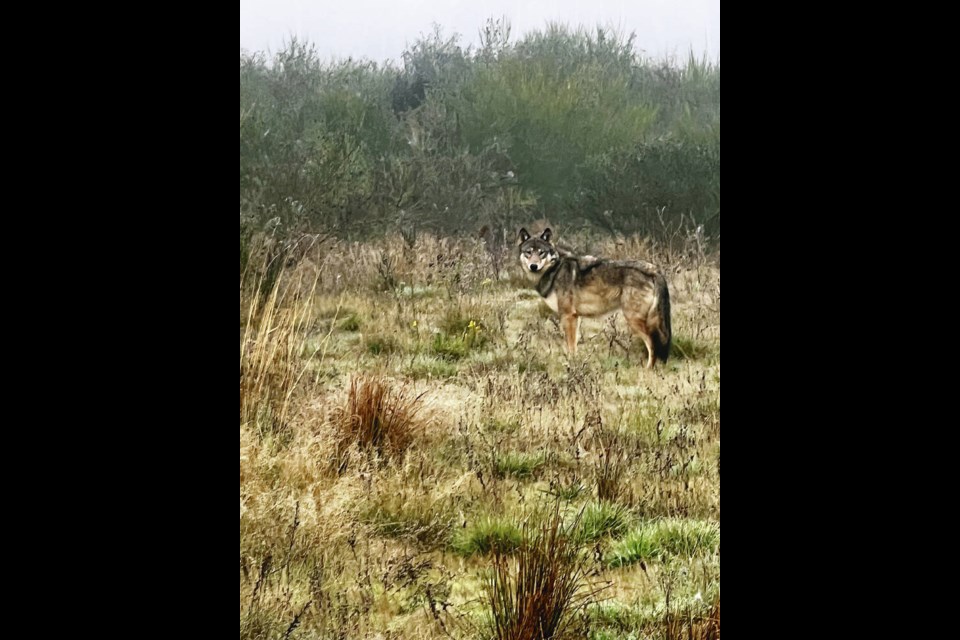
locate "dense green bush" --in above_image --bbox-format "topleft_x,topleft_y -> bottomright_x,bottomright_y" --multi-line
239,21 -> 719,240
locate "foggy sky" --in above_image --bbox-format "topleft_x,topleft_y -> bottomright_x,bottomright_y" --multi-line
240,0 -> 720,64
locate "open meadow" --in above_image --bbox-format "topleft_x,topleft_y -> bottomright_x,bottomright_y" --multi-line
240,229 -> 719,639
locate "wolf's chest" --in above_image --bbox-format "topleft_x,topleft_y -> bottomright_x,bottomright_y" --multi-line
542,291 -> 560,313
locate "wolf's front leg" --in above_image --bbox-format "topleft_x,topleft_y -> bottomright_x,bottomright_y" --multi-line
561,314 -> 580,355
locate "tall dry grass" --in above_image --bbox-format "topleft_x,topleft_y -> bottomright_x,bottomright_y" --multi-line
334,374 -> 427,467
240,242 -> 322,436
483,507 -> 601,640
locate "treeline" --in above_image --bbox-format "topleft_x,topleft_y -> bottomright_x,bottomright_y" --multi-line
240,20 -> 719,242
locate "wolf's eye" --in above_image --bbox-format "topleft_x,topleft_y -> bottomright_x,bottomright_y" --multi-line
538,251 -> 545,257
524,250 -> 532,257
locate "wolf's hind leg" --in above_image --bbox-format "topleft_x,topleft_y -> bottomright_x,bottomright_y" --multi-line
561,313 -> 580,355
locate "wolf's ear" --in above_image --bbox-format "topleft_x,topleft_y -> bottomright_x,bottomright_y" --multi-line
540,228 -> 552,243
518,227 -> 530,243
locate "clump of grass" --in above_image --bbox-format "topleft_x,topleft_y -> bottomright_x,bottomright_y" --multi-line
670,336 -> 714,361
431,333 -> 471,360
452,517 -> 524,556
431,320 -> 488,360
365,334 -> 400,356
482,506 -> 599,640
494,452 -> 546,480
334,375 -> 426,464
608,519 -> 719,568
576,502 -> 631,543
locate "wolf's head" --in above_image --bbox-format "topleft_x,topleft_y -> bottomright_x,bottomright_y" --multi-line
518,227 -> 559,277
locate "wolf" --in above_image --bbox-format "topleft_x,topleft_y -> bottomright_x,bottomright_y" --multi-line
518,227 -> 672,368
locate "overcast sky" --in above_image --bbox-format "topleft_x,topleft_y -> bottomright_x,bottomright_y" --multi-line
240,0 -> 720,64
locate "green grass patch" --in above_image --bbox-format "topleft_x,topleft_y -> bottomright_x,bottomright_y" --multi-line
494,452 -> 545,480
431,333 -> 471,360
431,326 -> 488,360
576,502 -> 631,543
451,517 -> 524,556
608,519 -> 719,568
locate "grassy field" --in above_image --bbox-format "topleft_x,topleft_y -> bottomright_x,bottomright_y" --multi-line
239,229 -> 720,639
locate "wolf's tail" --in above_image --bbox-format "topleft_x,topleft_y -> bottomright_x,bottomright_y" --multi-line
651,274 -> 672,364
